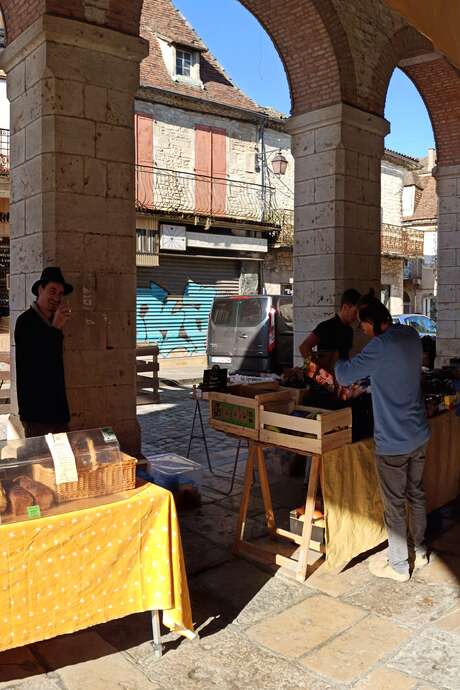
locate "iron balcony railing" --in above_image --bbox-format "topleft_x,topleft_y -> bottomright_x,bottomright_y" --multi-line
0,129 -> 9,175
381,223 -> 424,259
135,164 -> 283,226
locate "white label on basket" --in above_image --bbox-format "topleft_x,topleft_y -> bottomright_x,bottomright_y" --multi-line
46,433 -> 78,485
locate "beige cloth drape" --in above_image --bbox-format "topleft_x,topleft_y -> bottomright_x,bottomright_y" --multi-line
322,411 -> 460,570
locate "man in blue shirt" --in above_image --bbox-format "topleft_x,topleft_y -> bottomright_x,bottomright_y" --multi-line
335,295 -> 430,582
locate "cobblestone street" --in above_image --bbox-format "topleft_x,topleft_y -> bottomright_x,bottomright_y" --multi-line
0,385 -> 459,690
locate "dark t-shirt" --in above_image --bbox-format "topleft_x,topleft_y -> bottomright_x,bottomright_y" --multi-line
313,314 -> 353,358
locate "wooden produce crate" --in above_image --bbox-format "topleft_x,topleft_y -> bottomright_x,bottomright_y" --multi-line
260,399 -> 352,454
208,383 -> 293,440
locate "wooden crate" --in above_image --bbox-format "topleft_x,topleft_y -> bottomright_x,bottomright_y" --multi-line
260,400 -> 352,454
208,383 -> 293,440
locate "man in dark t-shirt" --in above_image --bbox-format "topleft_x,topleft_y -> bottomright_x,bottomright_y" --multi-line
299,288 -> 361,361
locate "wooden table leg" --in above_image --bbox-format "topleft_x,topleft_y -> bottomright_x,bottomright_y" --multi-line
256,444 -> 276,534
233,442 -> 255,553
296,453 -> 321,582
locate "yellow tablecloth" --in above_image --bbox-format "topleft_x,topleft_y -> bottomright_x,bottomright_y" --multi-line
0,483 -> 193,652
322,411 -> 460,571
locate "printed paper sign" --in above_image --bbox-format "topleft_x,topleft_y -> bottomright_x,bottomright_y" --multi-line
46,433 -> 78,485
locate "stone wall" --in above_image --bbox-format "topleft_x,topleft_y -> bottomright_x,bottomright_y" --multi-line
263,248 -> 293,294
135,101 -> 294,209
381,256 -> 403,314
381,160 -> 405,226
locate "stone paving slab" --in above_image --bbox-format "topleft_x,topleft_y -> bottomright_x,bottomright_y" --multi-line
305,559 -> 374,598
247,594 -> 367,658
192,559 -> 312,628
179,501 -> 266,549
352,666 -> 418,690
180,526 -> 232,575
343,577 -> 457,628
0,649 -> 45,687
141,628 -> 333,690
301,614 -> 412,684
1,678 -> 62,690
57,650 -> 159,690
389,628 -> 460,690
32,631 -> 116,670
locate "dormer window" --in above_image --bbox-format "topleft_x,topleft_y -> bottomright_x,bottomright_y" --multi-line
176,49 -> 192,78
156,35 -> 203,88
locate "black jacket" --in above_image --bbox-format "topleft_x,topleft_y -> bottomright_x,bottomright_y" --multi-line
14,306 -> 70,424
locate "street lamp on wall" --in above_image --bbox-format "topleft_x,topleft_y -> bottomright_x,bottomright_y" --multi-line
270,149 -> 288,176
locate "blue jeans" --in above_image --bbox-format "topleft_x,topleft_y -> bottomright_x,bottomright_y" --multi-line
375,444 -> 428,574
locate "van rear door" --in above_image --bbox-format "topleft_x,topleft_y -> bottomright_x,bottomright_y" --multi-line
208,298 -> 238,364
233,297 -> 270,359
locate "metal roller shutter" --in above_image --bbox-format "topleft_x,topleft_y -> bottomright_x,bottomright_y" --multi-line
137,256 -> 240,355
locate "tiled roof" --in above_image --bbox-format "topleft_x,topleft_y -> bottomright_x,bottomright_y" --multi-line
383,148 -> 422,170
140,0 -> 265,116
404,175 -> 438,222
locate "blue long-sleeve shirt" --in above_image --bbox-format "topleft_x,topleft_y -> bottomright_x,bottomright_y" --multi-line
335,324 -> 430,455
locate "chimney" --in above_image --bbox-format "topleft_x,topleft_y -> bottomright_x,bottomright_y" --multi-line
427,148 -> 436,172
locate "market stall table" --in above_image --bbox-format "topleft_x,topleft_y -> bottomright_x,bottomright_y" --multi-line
322,409 -> 460,570
232,410 -> 460,579
0,482 -> 194,653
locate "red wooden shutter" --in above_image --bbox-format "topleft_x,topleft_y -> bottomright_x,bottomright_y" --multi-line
195,125 -> 212,214
211,127 -> 227,216
135,114 -> 154,209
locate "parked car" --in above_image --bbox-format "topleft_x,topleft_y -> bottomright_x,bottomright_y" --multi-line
207,295 -> 293,374
393,314 -> 436,368
392,314 -> 437,337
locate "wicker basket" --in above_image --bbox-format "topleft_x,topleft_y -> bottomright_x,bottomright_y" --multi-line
32,453 -> 137,504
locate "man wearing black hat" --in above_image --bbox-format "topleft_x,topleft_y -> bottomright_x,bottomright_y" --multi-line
14,267 -> 73,437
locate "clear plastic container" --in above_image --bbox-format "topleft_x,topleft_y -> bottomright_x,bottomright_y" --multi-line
145,453 -> 202,507
0,428 -> 133,524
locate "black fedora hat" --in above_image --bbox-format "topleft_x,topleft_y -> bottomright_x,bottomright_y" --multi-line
32,267 -> 74,296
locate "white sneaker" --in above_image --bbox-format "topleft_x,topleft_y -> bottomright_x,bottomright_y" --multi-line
413,552 -> 429,571
369,559 -> 410,582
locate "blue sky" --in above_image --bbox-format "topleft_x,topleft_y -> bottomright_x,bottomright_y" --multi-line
174,0 -> 435,159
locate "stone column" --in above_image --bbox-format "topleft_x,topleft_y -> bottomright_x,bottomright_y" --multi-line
286,103 -> 389,361
435,164 -> 460,364
1,15 -> 148,452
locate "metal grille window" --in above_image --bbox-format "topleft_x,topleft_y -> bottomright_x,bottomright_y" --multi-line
136,228 -> 158,254
176,49 -> 192,77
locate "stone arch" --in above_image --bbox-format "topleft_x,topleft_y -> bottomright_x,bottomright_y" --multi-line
237,0 -> 357,115
402,57 -> 460,167
370,25 -> 433,117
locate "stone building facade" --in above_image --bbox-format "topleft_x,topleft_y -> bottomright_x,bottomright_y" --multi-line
134,0 -> 294,361
402,149 -> 438,318
0,0 -> 458,449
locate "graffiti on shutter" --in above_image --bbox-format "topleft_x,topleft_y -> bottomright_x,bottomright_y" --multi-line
137,280 -> 217,355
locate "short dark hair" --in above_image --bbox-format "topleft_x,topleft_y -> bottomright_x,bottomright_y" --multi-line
340,288 -> 361,307
358,296 -> 392,335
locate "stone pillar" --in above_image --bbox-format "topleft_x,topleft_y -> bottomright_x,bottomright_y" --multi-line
1,15 -> 148,453
286,103 -> 389,360
435,164 -> 460,364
